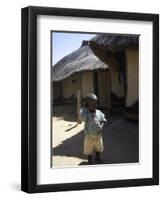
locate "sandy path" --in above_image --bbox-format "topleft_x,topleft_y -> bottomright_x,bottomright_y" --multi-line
52,116 -> 87,167
52,106 -> 139,168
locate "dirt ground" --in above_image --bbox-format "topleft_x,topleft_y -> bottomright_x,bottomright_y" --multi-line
52,105 -> 139,167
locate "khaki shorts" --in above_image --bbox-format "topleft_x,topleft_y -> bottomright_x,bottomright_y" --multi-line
83,135 -> 104,155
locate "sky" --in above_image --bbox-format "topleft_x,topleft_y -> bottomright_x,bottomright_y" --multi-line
52,32 -> 96,66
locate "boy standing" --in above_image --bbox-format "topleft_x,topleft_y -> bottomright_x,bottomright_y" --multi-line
79,93 -> 107,164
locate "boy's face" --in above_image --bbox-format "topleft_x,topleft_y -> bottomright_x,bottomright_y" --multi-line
88,99 -> 97,112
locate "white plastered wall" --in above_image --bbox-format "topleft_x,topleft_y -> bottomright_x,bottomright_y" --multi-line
126,49 -> 139,107
81,71 -> 94,97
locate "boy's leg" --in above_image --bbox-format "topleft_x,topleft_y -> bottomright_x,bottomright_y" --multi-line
95,151 -> 102,163
83,136 -> 94,164
88,155 -> 93,164
95,135 -> 104,163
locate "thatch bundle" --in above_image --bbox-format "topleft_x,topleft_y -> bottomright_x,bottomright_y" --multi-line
90,34 -> 139,50
52,45 -> 109,81
89,34 -> 139,67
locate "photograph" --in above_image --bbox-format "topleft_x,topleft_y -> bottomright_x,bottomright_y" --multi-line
21,6 -> 159,193
51,32 -> 139,167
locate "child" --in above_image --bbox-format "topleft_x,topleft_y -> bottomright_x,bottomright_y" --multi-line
79,93 -> 107,164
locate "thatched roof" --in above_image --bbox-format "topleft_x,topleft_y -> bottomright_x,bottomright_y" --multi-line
89,34 -> 139,68
52,45 -> 109,81
90,34 -> 139,51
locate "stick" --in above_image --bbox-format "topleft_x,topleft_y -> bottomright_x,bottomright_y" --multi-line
77,90 -> 82,124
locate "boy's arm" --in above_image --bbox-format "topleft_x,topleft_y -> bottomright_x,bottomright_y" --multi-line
79,107 -> 89,121
100,112 -> 107,123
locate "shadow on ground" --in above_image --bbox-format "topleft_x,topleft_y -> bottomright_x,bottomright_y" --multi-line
53,105 -> 77,122
53,129 -> 86,159
53,114 -> 139,166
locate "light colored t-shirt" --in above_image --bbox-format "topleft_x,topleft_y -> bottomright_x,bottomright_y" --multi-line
79,107 -> 106,136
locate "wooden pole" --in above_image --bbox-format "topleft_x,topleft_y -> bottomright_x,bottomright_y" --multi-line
77,90 -> 82,124
108,70 -> 112,111
106,70 -> 112,122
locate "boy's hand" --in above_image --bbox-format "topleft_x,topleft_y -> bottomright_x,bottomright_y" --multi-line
83,100 -> 89,108
83,97 -> 97,112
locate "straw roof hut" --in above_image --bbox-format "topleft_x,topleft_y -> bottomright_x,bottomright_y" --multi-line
89,34 -> 139,68
52,44 -> 109,82
89,34 -> 139,120
52,43 -> 111,108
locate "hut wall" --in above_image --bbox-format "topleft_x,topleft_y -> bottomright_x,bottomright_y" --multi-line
81,71 -> 94,97
111,70 -> 125,98
126,49 -> 138,107
62,73 -> 81,99
53,82 -> 62,100
97,71 -> 111,108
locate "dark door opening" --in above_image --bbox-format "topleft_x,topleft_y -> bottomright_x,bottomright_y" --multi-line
110,50 -> 126,114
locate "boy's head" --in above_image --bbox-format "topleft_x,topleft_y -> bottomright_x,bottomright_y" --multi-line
84,93 -> 98,112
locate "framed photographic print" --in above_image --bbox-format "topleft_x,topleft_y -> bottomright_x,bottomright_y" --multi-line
21,6 -> 159,193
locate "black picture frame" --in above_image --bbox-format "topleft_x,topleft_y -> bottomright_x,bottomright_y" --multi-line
21,6 -> 159,193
